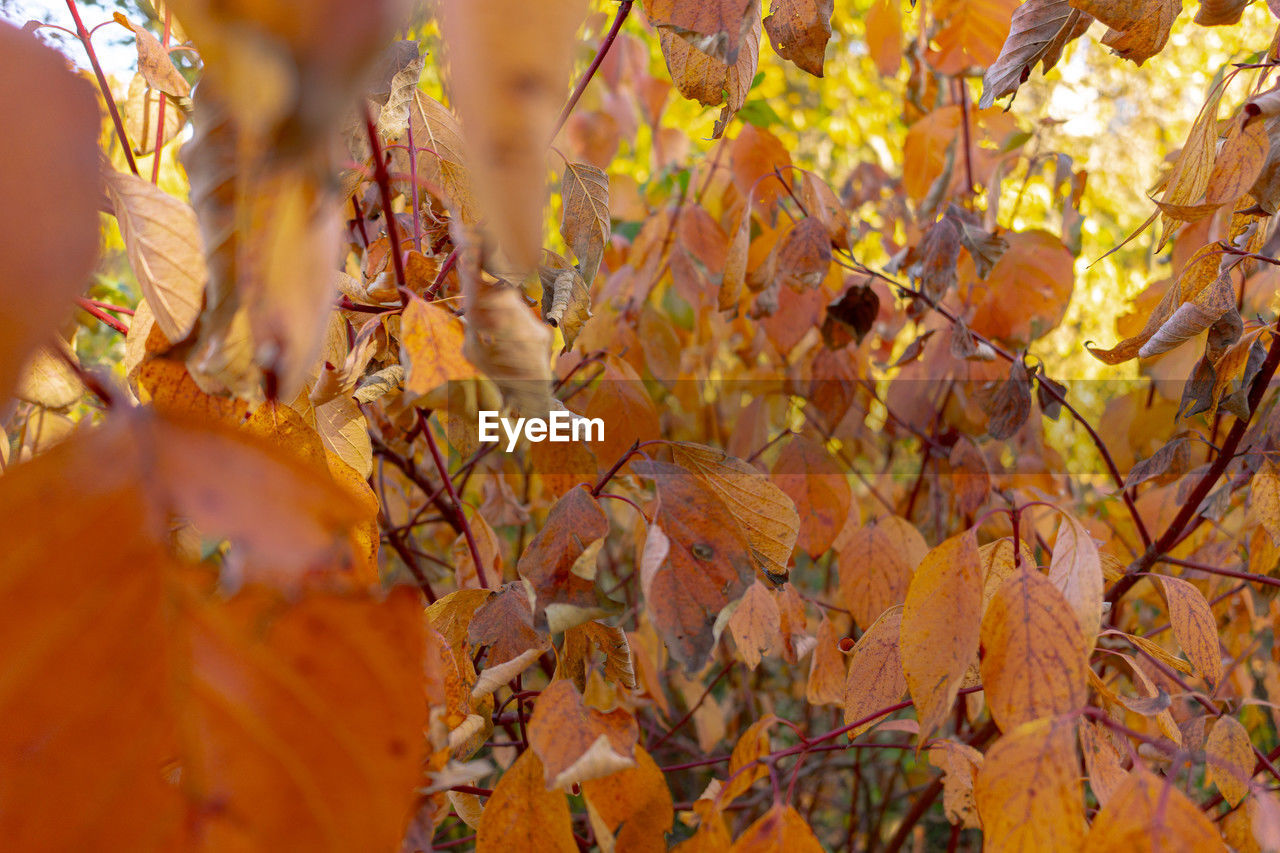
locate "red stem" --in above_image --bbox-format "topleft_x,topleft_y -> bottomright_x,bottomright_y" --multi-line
65,0 -> 138,176
550,0 -> 634,140
77,298 -> 129,334
363,112 -> 409,304
417,409 -> 490,588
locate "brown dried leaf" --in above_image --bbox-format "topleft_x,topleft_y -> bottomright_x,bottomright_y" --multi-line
635,460 -> 756,671
517,485 -> 612,632
561,161 -> 611,287
1068,0 -> 1181,65
538,262 -> 593,354
980,0 -> 1091,108
764,0 -> 835,77
104,168 -> 205,343
527,680 -> 638,790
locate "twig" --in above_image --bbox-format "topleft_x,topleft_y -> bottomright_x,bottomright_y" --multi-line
551,0 -> 634,140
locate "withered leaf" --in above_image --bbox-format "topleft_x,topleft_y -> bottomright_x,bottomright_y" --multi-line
986,358 -> 1033,440
527,680 -> 638,790
843,605 -> 908,737
822,281 -> 880,348
647,0 -> 762,138
468,582 -> 551,667
980,0 -> 1092,108
1068,0 -> 1181,66
104,168 -> 206,343
538,260 -> 593,354
560,160 -> 611,287
764,0 -> 835,77
407,91 -> 477,221
667,441 -> 800,584
517,485 -> 612,632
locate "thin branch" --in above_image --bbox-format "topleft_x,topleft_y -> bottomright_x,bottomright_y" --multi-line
551,0 -> 635,140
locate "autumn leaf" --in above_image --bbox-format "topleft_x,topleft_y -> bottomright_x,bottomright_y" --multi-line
837,515 -> 927,629
771,435 -> 852,558
469,582 -> 551,667
980,567 -> 1088,731
1067,0 -> 1180,66
1158,575 -> 1223,685
0,22 -> 100,405
476,749 -> 577,851
635,460 -> 756,671
764,0 -> 835,77
843,605 -> 909,737
900,530 -> 983,742
0,413 -> 426,849
104,168 -> 206,343
1046,508 -> 1103,654
560,160 -> 611,287
527,680 -> 639,789
727,580 -> 783,669
647,0 -> 762,137
400,294 -> 480,396
582,746 -> 674,853
980,0 -> 1092,108
667,441 -> 800,583
974,717 -> 1084,851
729,803 -> 824,851
1082,766 -> 1226,851
517,485 -> 613,632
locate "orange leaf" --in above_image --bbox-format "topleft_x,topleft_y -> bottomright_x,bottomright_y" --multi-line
518,485 -> 612,632
974,717 -> 1084,850
527,680 -> 639,790
837,515 -> 927,629
1158,575 -> 1223,685
843,605 -> 908,737
900,530 -> 982,742
476,749 -> 577,852
635,460 -> 756,671
400,295 -> 479,396
727,580 -> 783,669
728,803 -> 823,851
582,746 -> 675,853
1083,766 -> 1226,851
980,567 -> 1089,731
0,21 -> 100,405
771,435 -> 853,558
1205,716 -> 1253,807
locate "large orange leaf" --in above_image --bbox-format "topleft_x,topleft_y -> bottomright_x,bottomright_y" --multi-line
0,414 -> 426,849
0,21 -> 100,405
837,515 -> 927,629
518,485 -> 612,632
962,230 -> 1075,346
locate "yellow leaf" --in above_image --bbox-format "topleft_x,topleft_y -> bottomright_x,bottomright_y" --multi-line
1158,575 -> 1223,685
400,295 -> 479,396
728,803 -> 823,852
582,746 -> 674,853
